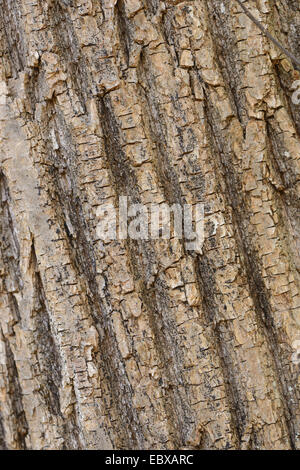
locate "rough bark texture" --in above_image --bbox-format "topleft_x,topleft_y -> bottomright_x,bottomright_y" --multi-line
0,0 -> 299,450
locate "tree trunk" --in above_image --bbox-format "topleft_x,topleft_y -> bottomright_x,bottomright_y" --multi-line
0,0 -> 299,450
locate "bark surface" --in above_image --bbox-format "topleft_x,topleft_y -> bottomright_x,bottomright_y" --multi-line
0,0 -> 300,450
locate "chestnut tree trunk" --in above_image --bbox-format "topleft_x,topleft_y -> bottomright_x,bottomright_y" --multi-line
0,0 -> 299,450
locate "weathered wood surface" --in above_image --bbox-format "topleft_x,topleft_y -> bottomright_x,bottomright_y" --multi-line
0,0 -> 299,449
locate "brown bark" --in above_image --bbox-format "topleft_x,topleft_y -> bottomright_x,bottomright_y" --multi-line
0,0 -> 299,450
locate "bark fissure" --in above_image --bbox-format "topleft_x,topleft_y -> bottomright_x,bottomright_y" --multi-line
29,239 -> 63,417
99,93 -> 195,447
1,330 -> 28,449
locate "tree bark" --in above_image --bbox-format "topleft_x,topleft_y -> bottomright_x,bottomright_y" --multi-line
0,0 -> 299,450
